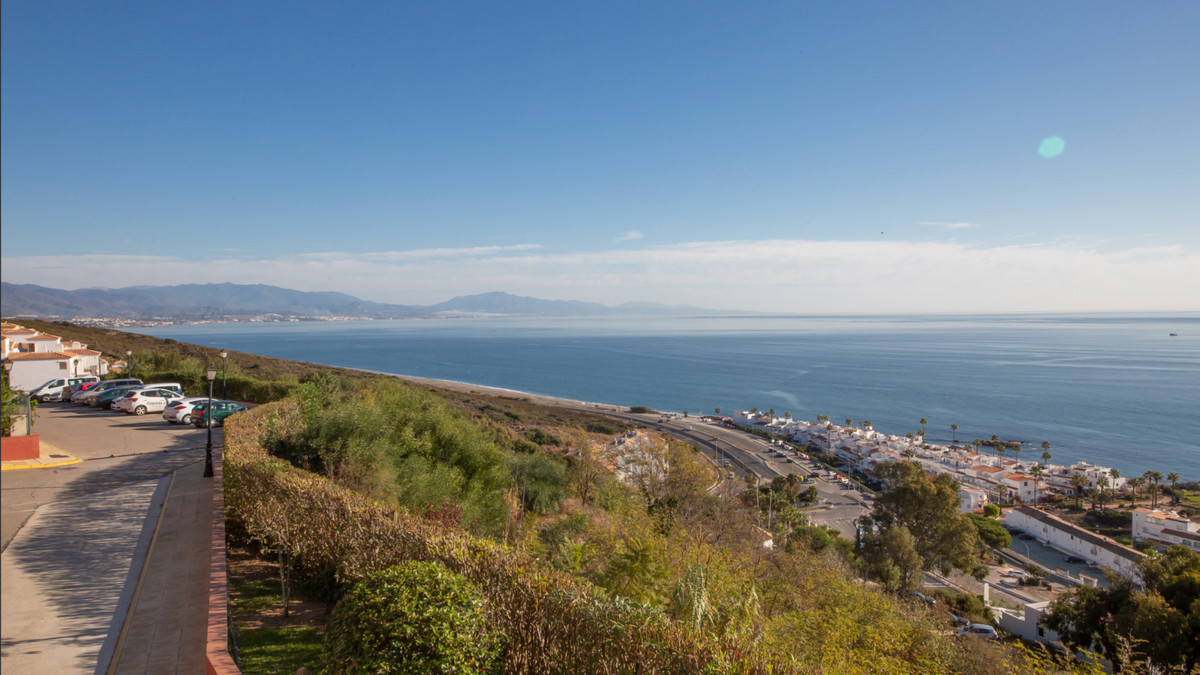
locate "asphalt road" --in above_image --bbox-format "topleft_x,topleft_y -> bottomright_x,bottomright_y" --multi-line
2,402 -> 215,550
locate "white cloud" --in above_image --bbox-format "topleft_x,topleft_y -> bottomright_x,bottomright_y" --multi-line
3,240 -> 1198,313
615,230 -> 645,242
918,221 -> 975,230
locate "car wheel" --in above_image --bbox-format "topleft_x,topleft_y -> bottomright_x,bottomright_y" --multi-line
181,414 -> 191,425
134,406 -> 147,416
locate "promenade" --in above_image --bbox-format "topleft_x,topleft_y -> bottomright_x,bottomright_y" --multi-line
1,405 -> 217,673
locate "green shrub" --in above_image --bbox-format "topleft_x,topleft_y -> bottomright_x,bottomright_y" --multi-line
585,421 -> 618,435
982,503 -> 1001,518
322,562 -> 501,674
966,514 -> 1012,549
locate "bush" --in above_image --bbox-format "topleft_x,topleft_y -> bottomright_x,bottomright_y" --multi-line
322,562 -> 501,674
982,503 -> 1001,518
585,421 -> 618,435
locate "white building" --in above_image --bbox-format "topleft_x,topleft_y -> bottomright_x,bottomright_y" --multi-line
1005,507 -> 1144,583
994,601 -> 1062,645
959,486 -> 989,513
1132,508 -> 1200,553
2,324 -> 106,392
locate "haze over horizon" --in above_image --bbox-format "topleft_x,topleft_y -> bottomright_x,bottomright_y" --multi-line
3,3 -> 1198,314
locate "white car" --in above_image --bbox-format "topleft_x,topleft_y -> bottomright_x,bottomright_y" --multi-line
117,388 -> 185,415
955,623 -> 998,639
162,397 -> 209,425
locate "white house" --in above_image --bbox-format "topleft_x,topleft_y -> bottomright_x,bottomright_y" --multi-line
1005,507 -> 1144,583
959,486 -> 989,513
1132,508 -> 1200,553
999,473 -> 1036,503
2,324 -> 107,392
994,601 -> 1062,646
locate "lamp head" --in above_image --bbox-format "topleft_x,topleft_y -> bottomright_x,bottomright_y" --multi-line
206,365 -> 218,382
2,359 -> 12,373
220,351 -> 228,360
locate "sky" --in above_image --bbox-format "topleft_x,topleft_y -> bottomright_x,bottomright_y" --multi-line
3,2 -> 1198,314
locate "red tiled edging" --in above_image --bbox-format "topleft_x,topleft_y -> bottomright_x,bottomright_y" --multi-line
1,434 -> 40,461
207,446 -> 241,675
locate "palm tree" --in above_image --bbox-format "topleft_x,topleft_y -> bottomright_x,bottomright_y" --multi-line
1041,441 -> 1052,467
920,417 -> 927,430
750,407 -> 758,414
1098,476 -> 1111,510
1168,472 -> 1181,504
950,423 -> 958,443
1011,442 -> 1022,466
903,448 -> 916,459
1071,473 -> 1088,509
784,411 -> 791,420
1031,464 -> 1044,505
997,484 -> 1009,505
1129,476 -> 1145,505
1148,471 -> 1163,508
845,418 -> 853,427
995,445 -> 1006,462
768,408 -> 776,417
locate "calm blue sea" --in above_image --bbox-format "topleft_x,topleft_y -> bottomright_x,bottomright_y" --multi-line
138,314 -> 1200,480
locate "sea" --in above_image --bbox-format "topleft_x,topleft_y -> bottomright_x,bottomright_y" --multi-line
137,313 -> 1200,480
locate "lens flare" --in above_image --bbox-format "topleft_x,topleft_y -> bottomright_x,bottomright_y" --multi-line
1038,136 -> 1066,158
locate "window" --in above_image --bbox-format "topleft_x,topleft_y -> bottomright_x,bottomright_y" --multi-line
59,362 -> 68,370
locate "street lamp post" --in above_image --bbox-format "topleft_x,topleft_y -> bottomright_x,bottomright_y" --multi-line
126,350 -> 133,377
220,351 -> 228,399
203,364 -> 217,478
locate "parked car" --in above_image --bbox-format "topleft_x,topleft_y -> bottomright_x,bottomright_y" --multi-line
137,382 -> 184,395
30,376 -> 100,402
1065,555 -> 1086,564
117,388 -> 186,415
192,400 -> 249,428
955,623 -> 998,639
92,386 -> 142,409
1018,533 -> 1036,540
59,378 -> 102,402
162,397 -> 209,425
75,379 -> 143,405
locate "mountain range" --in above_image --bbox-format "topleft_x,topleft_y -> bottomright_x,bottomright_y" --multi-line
0,283 -> 705,321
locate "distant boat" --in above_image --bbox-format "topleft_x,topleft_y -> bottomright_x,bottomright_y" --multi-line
1169,333 -> 1178,337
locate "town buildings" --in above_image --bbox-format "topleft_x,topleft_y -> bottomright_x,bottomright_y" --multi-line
1,322 -> 108,391
1132,508 -> 1200,553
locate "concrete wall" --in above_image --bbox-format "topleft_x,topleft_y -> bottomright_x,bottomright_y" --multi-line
9,361 -> 70,392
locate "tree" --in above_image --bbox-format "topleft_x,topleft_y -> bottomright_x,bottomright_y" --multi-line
783,411 -> 791,420
1041,441 -> 1052,466
859,524 -> 924,592
1168,472 -> 1181,504
714,407 -> 721,415
845,418 -> 853,427
1128,476 -> 1144,505
966,514 -> 1012,549
919,417 -> 927,429
1147,471 -> 1163,508
1097,476 -> 1110,510
1071,473 -> 1089,509
1030,464 -> 1044,505
1011,442 -> 1022,466
768,408 -> 775,417
950,423 -> 958,443
1043,545 -> 1200,672
863,461 -> 982,577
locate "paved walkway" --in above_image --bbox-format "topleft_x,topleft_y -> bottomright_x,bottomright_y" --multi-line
1,409 -> 217,674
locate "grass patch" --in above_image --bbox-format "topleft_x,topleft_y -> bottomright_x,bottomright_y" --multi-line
228,542 -> 330,675
236,626 -> 324,675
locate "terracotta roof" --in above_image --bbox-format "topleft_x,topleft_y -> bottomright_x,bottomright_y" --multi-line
2,328 -> 38,336
6,352 -> 72,361
63,348 -> 102,356
1003,473 -> 1033,481
28,334 -> 62,341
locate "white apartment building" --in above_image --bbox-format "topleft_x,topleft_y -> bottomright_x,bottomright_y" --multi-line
1005,507 -> 1144,583
1132,508 -> 1200,553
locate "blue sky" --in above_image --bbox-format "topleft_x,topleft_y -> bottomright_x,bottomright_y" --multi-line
3,2 -> 1198,313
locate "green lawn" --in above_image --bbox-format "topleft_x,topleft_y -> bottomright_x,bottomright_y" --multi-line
229,554 -> 327,674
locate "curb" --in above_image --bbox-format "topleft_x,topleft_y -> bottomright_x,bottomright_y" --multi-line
0,442 -> 82,471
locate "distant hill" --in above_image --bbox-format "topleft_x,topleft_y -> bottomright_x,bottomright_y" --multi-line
0,282 -> 424,320
0,283 -> 715,321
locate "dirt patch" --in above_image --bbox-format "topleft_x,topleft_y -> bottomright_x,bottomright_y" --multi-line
227,542 -> 332,632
